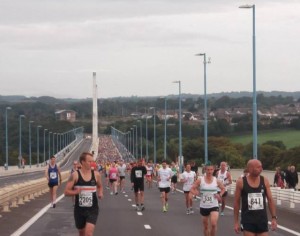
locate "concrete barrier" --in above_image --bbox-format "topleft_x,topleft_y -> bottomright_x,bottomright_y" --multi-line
0,171 -> 69,213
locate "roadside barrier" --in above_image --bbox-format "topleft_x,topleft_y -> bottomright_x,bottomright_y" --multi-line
0,171 -> 69,213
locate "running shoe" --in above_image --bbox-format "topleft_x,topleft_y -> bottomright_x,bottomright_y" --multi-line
220,212 -> 224,216
115,192 -> 118,195
53,203 -> 56,208
163,206 -> 167,212
189,208 -> 194,214
165,202 -> 169,210
136,205 -> 140,211
140,205 -> 145,211
110,192 -> 113,195
186,209 -> 190,215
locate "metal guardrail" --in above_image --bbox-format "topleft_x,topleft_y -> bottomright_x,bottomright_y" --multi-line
228,181 -> 300,209
0,171 -> 69,213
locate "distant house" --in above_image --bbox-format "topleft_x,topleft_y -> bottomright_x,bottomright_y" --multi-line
55,110 -> 76,122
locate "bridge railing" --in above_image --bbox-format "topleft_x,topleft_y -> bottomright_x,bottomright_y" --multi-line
0,171 -> 69,213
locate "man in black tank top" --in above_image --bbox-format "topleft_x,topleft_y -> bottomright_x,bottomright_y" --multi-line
234,159 -> 277,235
65,152 -> 103,236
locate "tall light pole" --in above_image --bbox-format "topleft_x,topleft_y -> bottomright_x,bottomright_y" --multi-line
43,129 -> 48,165
196,53 -> 210,164
239,4 -> 257,159
145,116 -> 149,162
36,125 -> 42,166
149,107 -> 156,165
137,120 -> 142,159
18,114 -> 26,168
48,131 -> 52,160
131,128 -> 135,158
5,107 -> 12,170
133,125 -> 138,158
53,133 -> 56,155
164,97 -> 167,161
173,81 -> 183,172
29,121 -> 34,168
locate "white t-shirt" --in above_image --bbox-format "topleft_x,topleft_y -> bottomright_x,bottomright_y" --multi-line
118,164 -> 127,177
158,167 -> 173,188
182,171 -> 196,192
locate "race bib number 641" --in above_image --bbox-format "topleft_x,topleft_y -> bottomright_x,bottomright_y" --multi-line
248,193 -> 264,210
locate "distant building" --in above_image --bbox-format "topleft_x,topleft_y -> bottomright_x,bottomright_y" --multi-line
55,110 -> 76,122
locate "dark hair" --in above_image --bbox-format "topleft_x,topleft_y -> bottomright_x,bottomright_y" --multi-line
50,156 -> 56,159
79,152 -> 93,164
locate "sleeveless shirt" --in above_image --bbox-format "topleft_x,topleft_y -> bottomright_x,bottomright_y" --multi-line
241,176 -> 268,224
74,170 -> 98,209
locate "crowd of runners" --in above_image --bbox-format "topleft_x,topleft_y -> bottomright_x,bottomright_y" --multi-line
44,135 -> 279,236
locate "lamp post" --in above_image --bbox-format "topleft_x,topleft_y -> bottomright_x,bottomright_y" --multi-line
133,125 -> 138,158
48,131 -> 52,160
5,107 -> 12,170
196,53 -> 210,164
173,81 -> 183,171
36,125 -> 42,166
149,107 -> 156,165
53,133 -> 56,155
239,4 -> 257,159
137,120 -> 143,159
145,116 -> 149,162
164,97 -> 167,161
131,128 -> 135,158
18,114 -> 26,168
43,129 -> 48,165
29,121 -> 34,168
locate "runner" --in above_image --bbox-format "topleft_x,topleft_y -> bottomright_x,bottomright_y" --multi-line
234,159 -> 277,236
45,156 -> 62,208
216,161 -> 232,216
181,162 -> 196,214
190,162 -> 225,236
157,160 -> 173,212
118,160 -> 127,193
108,161 -> 119,195
170,161 -> 179,193
145,161 -> 154,189
64,152 -> 103,236
130,159 -> 147,211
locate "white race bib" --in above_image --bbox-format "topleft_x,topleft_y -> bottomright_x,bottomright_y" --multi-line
50,172 -> 57,179
79,192 -> 93,207
135,170 -> 142,178
201,192 -> 214,205
248,193 -> 264,210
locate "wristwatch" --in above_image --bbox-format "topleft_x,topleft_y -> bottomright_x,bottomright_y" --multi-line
272,216 -> 278,220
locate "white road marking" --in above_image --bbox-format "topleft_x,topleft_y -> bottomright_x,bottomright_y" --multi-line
137,212 -> 143,216
11,194 -> 65,236
128,199 -> 132,201
144,225 -> 151,229
124,195 -> 128,197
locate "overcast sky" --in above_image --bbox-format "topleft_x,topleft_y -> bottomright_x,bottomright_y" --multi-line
0,0 -> 299,99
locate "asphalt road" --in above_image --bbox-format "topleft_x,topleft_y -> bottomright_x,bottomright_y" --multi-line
3,178 -> 299,236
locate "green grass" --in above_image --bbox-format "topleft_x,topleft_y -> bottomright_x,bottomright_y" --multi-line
229,129 -> 300,149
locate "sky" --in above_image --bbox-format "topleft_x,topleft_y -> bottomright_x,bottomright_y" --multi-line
0,0 -> 299,99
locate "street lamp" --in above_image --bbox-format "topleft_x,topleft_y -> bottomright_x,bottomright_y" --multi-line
173,81 -> 183,172
43,129 -> 48,165
164,97 -> 167,161
5,107 -> 12,170
138,120 -> 143,158
239,4 -> 257,159
18,114 -> 26,168
130,128 -> 134,158
145,116 -> 149,162
195,53 -> 210,164
36,125 -> 42,166
133,125 -> 138,158
149,107 -> 156,165
48,131 -> 52,160
53,133 -> 56,155
29,121 -> 34,168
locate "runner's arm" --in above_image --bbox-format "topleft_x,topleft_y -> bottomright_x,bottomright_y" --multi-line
64,172 -> 80,196
233,178 -> 242,234
265,178 -> 277,231
95,171 -> 103,199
